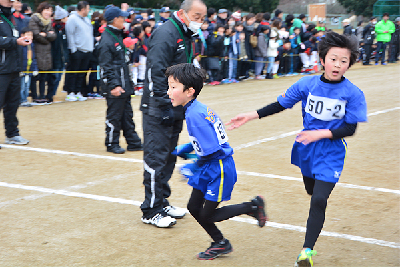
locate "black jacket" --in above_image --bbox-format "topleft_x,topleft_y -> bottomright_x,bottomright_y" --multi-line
391,24 -> 399,45
140,13 -> 194,119
362,23 -> 375,45
206,32 -> 224,57
97,26 -> 134,98
0,9 -> 22,74
51,22 -> 69,69
343,25 -> 355,36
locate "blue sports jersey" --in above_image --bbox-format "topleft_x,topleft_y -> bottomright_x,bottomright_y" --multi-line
185,100 -> 233,159
184,99 -> 236,202
277,75 -> 368,130
277,75 -> 367,183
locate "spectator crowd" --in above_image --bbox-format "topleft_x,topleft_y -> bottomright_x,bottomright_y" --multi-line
7,1 -> 400,106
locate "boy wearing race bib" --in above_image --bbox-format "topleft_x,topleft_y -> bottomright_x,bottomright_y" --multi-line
166,63 -> 267,260
227,32 -> 367,267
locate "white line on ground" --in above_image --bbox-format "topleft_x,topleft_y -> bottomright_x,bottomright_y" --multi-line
0,145 -> 143,163
236,171 -> 400,195
233,106 -> 400,151
0,173 -> 133,208
0,181 -> 398,249
1,144 -> 398,195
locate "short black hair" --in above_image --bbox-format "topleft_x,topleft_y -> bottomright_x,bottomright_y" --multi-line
67,6 -> 76,13
77,1 -> 89,11
216,23 -> 224,30
285,14 -> 294,23
132,26 -> 143,38
165,63 -> 206,98
235,21 -> 243,27
382,12 -> 389,17
263,12 -> 270,21
318,31 -> 359,67
20,27 -> 31,35
207,7 -> 216,18
370,16 -> 376,21
142,21 -> 151,30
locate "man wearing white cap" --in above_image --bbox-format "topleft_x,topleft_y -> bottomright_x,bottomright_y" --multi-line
0,0 -> 32,146
342,18 -> 354,35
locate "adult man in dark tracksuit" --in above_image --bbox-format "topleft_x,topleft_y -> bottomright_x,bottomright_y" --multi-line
140,0 -> 207,228
0,0 -> 32,147
362,17 -> 377,65
98,6 -> 142,154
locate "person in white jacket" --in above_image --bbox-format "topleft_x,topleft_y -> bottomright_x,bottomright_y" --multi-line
266,30 -> 280,79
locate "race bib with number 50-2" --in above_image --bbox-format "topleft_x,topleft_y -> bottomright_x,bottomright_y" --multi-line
305,93 -> 346,121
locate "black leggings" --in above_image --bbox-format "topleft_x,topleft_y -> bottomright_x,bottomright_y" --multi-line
187,188 -> 253,242
302,175 -> 335,249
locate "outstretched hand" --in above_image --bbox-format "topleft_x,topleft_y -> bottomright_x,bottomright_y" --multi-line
226,111 -> 259,130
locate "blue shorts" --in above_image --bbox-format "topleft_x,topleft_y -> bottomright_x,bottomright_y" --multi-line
291,138 -> 347,183
187,156 -> 237,202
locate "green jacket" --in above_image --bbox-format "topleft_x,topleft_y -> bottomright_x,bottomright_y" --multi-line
375,19 -> 395,43
289,18 -> 303,35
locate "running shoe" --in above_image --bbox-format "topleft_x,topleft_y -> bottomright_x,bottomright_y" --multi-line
197,239 -> 233,260
294,248 -> 317,267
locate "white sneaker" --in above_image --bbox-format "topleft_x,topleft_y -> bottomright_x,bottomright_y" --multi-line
76,92 -> 87,101
66,93 -> 77,102
141,213 -> 177,228
163,205 -> 187,219
5,136 -> 29,145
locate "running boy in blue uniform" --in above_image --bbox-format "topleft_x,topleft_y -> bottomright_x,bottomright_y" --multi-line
227,32 -> 367,266
165,63 -> 267,260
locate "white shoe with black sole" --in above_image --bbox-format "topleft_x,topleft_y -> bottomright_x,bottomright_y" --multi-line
163,205 -> 187,219
141,213 -> 176,228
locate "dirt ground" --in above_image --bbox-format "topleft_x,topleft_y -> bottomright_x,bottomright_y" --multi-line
0,63 -> 399,266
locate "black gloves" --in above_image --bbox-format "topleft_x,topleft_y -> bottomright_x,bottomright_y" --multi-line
161,107 -> 174,126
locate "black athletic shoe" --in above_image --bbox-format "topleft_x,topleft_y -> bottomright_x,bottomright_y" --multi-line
127,143 -> 143,151
107,145 -> 125,154
249,195 -> 267,227
197,239 -> 233,260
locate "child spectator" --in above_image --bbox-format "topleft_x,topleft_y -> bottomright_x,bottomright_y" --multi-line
195,21 -> 209,74
51,5 -> 70,102
20,27 -> 38,107
237,31 -> 250,80
277,39 -> 293,75
220,27 -> 234,82
166,63 -> 267,260
131,25 -> 147,94
254,25 -> 269,79
290,27 -> 303,73
228,31 -> 367,267
243,13 -> 256,65
228,22 -> 243,83
206,24 -> 225,85
300,36 -> 319,73
265,30 -> 280,79
278,25 -> 289,40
